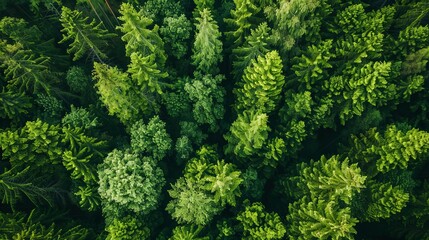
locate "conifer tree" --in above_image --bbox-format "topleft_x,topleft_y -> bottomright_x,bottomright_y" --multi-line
237,201 -> 286,239
224,0 -> 261,46
297,155 -> 367,204
192,8 -> 223,74
59,6 -> 115,61
117,3 -> 167,65
287,197 -> 358,240
345,125 -> 429,173
232,22 -> 271,80
0,41 -> 56,94
234,50 -> 284,114
184,74 -> 225,132
0,89 -> 32,119
92,62 -> 155,126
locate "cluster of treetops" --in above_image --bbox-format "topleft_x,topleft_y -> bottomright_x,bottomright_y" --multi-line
0,0 -> 429,239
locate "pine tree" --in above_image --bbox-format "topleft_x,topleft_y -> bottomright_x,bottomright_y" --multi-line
184,74 -> 225,132
0,89 -> 32,119
237,201 -> 286,239
297,155 -> 367,204
363,182 -> 410,221
170,225 -> 209,240
234,50 -> 285,114
92,62 -> 155,126
192,8 -> 223,74
0,41 -> 56,94
224,0 -> 261,46
127,52 -> 168,94
59,6 -> 115,61
345,125 -> 429,173
232,22 -> 271,80
117,3 -> 166,65
287,197 -> 358,240
106,215 -> 150,240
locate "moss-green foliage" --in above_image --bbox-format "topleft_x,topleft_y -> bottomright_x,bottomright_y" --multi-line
224,0 -> 261,46
184,74 -> 225,132
235,50 -> 284,114
167,146 -> 243,225
170,225 -> 209,240
62,105 -> 99,130
59,6 -> 115,61
2,0 -> 429,239
98,149 -> 165,214
0,119 -> 62,170
364,182 -> 410,221
287,197 -> 358,240
297,155 -> 366,204
0,210 -> 88,240
192,8 -> 223,74
0,89 -> 32,119
130,116 -> 172,161
166,177 -> 221,225
160,14 -> 192,59
232,22 -> 271,79
92,62 -> 154,126
0,41 -> 56,94
225,110 -> 269,158
106,215 -> 150,240
346,125 -> 429,173
237,201 -> 286,239
117,3 -> 166,65
65,66 -> 90,94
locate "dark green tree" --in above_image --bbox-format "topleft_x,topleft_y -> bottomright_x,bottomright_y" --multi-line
59,6 -> 115,61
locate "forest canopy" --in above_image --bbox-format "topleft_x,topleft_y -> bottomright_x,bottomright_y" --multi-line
0,0 -> 429,239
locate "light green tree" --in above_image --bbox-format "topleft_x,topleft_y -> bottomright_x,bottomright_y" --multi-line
192,8 -> 223,74
234,50 -> 284,114
237,201 -> 286,239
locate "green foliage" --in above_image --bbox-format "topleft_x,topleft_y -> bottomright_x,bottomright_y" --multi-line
130,116 -> 172,161
287,197 -> 358,240
236,201 -> 286,240
192,8 -> 223,74
0,88 -> 32,119
0,17 -> 42,46
272,0 -> 323,51
169,225 -> 209,240
74,184 -> 101,212
346,125 -> 429,173
0,119 -> 62,170
232,22 -> 271,79
142,0 -> 184,22
160,14 -> 192,59
35,93 -> 64,123
92,62 -> 154,126
167,146 -> 243,225
166,177 -> 221,225
224,0 -> 261,46
364,182 -> 410,221
127,52 -> 168,94
225,109 -> 270,159
184,74 -> 225,132
59,6 -> 115,61
202,160 -> 243,206
0,167 -> 64,210
175,136 -> 193,160
62,105 -> 99,130
117,3 -> 167,65
98,149 -> 165,214
106,215 -> 150,240
65,66 -> 90,94
0,210 -> 88,240
0,41 -> 56,94
235,50 -> 284,113
297,155 -> 367,204
291,39 -> 334,89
